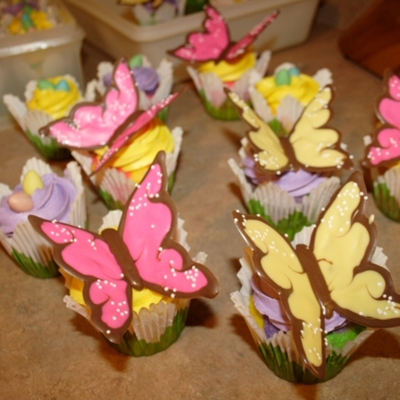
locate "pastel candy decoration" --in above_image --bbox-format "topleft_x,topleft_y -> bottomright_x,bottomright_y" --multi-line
29,152 -> 219,344
23,170 -> 44,195
169,6 -> 279,63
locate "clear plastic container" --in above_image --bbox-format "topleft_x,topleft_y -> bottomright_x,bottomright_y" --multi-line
63,0 -> 319,81
0,0 -> 85,127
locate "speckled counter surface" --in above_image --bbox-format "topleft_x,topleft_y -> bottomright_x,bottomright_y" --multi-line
1,17 -> 400,400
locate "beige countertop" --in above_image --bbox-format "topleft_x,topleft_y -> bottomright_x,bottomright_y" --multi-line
1,19 -> 400,400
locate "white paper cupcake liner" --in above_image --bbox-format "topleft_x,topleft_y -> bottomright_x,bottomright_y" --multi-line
0,158 -> 87,273
249,64 -> 333,132
63,210 -> 206,344
228,157 -> 341,226
187,50 -> 271,108
72,126 -> 183,209
87,56 -> 174,111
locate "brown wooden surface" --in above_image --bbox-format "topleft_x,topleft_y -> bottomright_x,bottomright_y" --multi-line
338,0 -> 400,77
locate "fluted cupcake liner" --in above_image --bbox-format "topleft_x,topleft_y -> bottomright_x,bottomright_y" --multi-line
0,158 -> 87,278
228,157 -> 341,240
71,127 -> 182,210
187,50 -> 271,121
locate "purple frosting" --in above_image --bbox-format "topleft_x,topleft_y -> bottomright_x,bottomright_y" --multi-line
0,173 -> 77,237
250,277 -> 347,338
242,155 -> 327,202
103,66 -> 159,96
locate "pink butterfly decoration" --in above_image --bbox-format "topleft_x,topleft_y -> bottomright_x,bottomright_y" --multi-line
29,152 -> 219,343
169,6 -> 279,63
365,71 -> 400,167
40,59 -> 179,173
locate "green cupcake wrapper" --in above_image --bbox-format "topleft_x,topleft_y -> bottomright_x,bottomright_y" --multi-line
259,324 -> 366,384
248,199 -> 312,241
106,306 -> 189,357
11,248 -> 60,278
199,90 -> 242,121
26,129 -> 71,161
98,171 -> 176,211
373,182 -> 400,222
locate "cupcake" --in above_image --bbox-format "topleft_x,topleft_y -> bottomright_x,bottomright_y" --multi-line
227,87 -> 353,240
88,54 -> 173,122
0,157 -> 86,278
168,5 -> 278,120
362,70 -> 400,222
231,171 -> 400,383
3,74 -> 90,160
29,151 -> 219,356
249,62 -> 333,135
40,58 -> 182,210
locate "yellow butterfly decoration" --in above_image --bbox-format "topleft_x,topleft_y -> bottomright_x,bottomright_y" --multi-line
227,87 -> 354,175
233,171 -> 400,378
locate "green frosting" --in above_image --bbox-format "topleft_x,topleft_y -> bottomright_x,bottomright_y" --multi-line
248,199 -> 311,241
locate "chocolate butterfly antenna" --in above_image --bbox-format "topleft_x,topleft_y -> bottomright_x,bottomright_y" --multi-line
168,6 -> 279,63
363,69 -> 400,168
226,87 -> 354,175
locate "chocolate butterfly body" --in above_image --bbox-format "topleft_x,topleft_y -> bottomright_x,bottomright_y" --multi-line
169,6 -> 279,63
233,171 -> 400,378
30,152 -> 219,343
227,88 -> 353,176
40,59 -> 179,173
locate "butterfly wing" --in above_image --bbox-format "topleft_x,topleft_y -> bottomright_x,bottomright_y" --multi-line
233,211 -> 327,378
310,171 -> 400,326
41,59 -> 139,150
225,10 -> 279,61
118,151 -> 219,299
227,90 -> 290,173
364,71 -> 400,167
289,86 -> 353,172
28,216 -> 136,343
91,92 -> 180,174
169,6 -> 230,62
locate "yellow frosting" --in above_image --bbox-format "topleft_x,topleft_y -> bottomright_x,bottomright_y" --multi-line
27,76 -> 82,119
94,118 -> 175,183
256,73 -> 320,114
197,51 -> 257,83
65,273 -> 171,315
249,294 -> 265,328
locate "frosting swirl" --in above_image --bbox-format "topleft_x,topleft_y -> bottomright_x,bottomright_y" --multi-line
27,76 -> 82,119
0,173 -> 77,237
94,118 -> 175,183
197,51 -> 256,83
256,67 -> 320,114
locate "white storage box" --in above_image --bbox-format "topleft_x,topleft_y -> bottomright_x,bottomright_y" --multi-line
0,0 -> 85,127
63,0 -> 319,80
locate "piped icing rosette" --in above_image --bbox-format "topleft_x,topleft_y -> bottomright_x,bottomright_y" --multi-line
29,152 -> 219,356
40,58 -> 182,210
87,54 -> 174,122
3,75 -> 92,160
227,87 -> 353,240
0,157 -> 86,278
168,5 -> 278,120
231,171 -> 400,383
362,70 -> 400,221
249,63 -> 333,135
